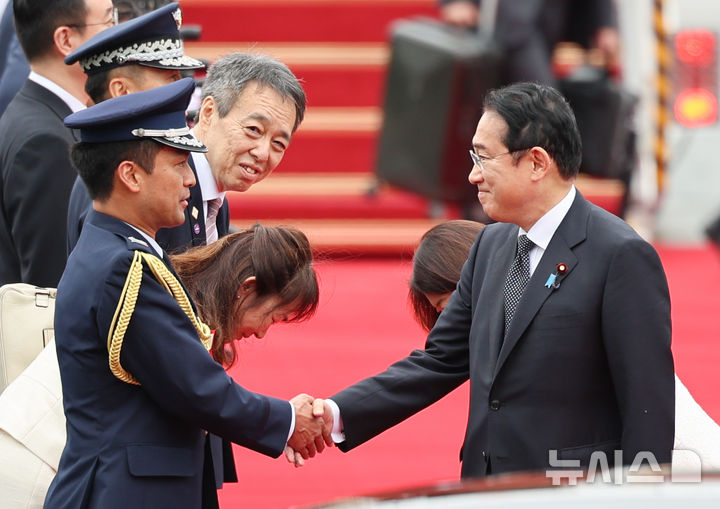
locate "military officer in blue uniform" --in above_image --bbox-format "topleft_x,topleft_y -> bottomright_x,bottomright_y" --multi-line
60,6 -> 244,491
44,78 -> 327,509
63,2 -> 218,255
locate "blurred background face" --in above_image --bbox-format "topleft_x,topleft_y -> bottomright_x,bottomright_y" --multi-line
202,81 -> 296,192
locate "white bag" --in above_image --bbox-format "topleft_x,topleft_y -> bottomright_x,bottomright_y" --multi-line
0,284 -> 56,393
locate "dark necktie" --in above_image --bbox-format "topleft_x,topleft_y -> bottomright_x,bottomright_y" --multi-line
503,234 -> 534,337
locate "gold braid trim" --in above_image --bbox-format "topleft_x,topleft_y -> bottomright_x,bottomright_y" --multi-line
107,250 -> 213,385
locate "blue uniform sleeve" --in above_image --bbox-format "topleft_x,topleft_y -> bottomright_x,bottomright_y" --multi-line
99,256 -> 292,458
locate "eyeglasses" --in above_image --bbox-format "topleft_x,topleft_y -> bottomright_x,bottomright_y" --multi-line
469,148 -> 527,171
67,7 -> 118,29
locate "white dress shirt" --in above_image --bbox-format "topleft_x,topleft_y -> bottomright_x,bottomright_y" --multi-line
522,185 -> 576,276
190,148 -> 226,225
28,71 -> 86,113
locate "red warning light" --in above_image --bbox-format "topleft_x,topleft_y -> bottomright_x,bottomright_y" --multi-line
675,29 -> 716,66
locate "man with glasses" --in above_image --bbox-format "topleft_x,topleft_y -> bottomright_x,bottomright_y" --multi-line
314,82 -> 675,478
0,0 -> 115,288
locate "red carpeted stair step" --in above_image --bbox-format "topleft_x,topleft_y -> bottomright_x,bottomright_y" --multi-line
227,173 -> 624,255
230,217 -> 451,256
180,0 -> 437,43
185,42 -> 388,107
226,173 -> 462,220
280,131 -> 377,174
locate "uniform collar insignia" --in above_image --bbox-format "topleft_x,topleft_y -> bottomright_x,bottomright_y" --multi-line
128,236 -> 149,247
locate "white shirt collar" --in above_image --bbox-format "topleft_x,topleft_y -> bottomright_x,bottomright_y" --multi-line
125,223 -> 164,258
518,186 -> 576,275
28,71 -> 86,113
523,185 -> 576,249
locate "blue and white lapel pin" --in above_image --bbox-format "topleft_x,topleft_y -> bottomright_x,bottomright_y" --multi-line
545,262 -> 568,289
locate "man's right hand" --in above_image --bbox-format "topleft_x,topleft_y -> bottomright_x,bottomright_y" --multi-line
287,394 -> 332,460
285,397 -> 335,467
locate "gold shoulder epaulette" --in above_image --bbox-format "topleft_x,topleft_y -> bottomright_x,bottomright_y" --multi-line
107,250 -> 213,385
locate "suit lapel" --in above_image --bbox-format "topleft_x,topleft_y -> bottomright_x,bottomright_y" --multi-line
186,157 -> 208,247
23,80 -> 80,140
217,199 -> 230,237
23,80 -> 73,120
494,192 -> 590,378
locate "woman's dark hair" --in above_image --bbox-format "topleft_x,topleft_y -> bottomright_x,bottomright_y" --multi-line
409,220 -> 484,331
70,139 -> 161,200
171,224 -> 319,367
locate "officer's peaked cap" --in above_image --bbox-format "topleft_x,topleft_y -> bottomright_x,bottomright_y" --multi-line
64,78 -> 207,153
65,2 -> 204,75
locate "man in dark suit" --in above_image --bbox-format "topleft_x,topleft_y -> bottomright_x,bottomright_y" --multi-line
66,51 -> 306,255
438,0 -> 619,86
45,78 -> 328,509
313,82 -> 674,477
0,0 -> 116,287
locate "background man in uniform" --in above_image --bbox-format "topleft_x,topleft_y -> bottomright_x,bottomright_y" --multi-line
45,78 -> 329,509
0,0 -> 115,287
64,1 -> 206,252
313,81 -> 675,477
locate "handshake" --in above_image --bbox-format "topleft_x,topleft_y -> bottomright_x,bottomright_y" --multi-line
286,394 -> 334,467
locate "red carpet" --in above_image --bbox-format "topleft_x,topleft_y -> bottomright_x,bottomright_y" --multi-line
219,244 -> 720,509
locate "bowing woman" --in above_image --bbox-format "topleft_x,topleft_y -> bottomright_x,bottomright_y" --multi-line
0,223 -> 319,509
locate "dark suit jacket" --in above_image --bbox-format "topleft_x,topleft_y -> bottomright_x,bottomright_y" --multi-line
45,211 -> 290,509
438,0 -> 615,46
66,156 -> 230,256
0,79 -> 77,288
332,192 -> 675,478
438,0 -> 615,84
